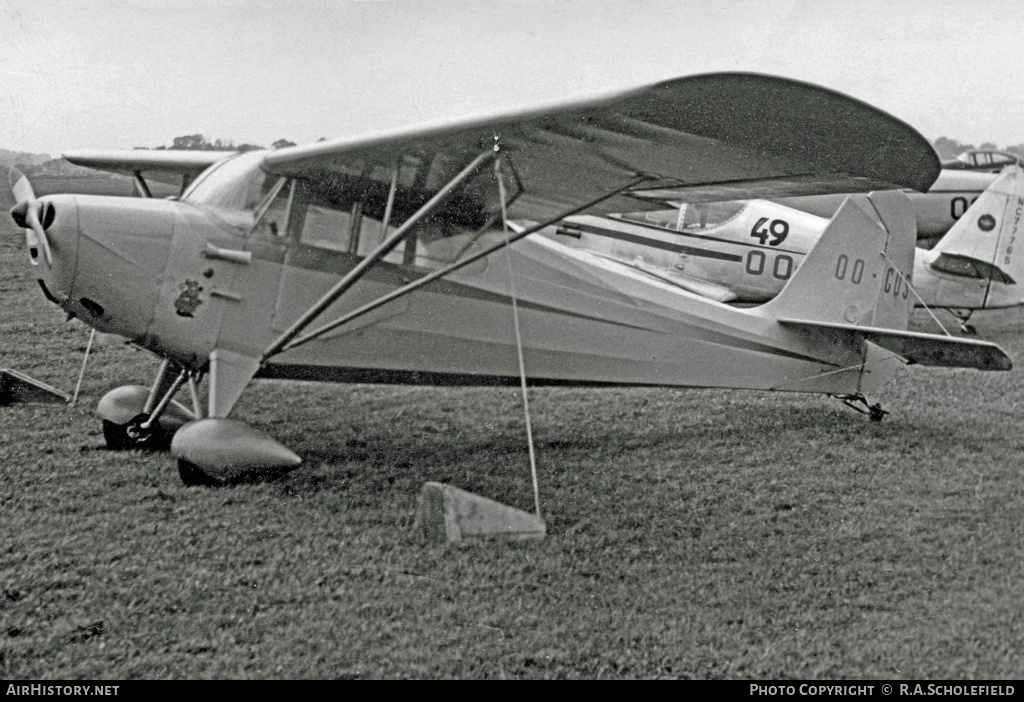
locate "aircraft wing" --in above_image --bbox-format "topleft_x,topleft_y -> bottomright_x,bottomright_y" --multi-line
261,73 -> 940,222
778,320 -> 1012,371
63,149 -> 237,187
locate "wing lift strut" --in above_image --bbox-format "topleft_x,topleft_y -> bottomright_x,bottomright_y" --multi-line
260,152 -> 653,362
166,144 -> 651,485
254,143 -> 649,517
132,170 -> 193,200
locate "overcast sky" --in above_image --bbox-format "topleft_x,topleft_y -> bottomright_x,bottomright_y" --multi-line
2,0 -> 1021,157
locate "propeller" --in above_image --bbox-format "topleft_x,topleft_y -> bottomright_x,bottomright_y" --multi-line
8,168 -> 52,266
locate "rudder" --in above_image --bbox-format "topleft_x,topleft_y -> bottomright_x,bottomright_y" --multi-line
763,190 -> 916,332
928,165 -> 1024,286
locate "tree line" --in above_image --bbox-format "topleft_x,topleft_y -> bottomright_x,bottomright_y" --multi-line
140,134 -> 297,151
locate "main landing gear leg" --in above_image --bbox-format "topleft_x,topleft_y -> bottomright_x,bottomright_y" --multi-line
836,394 -> 888,422
97,360 -> 199,450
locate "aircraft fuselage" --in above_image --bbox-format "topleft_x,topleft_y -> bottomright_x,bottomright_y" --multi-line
771,169 -> 997,241
27,188 -> 894,401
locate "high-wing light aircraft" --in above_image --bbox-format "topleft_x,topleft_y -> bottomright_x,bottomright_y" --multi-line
8,73 -> 1011,486
549,165 -> 1024,334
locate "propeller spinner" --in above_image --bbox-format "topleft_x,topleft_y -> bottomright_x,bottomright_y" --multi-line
8,168 -> 53,266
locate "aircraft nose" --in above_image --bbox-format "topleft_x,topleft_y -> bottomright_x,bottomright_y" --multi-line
11,195 -> 80,304
68,195 -> 175,337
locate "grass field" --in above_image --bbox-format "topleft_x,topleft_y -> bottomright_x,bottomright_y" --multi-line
1,184 -> 1022,678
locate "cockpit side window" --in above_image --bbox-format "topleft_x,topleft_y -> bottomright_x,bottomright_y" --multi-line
183,151 -> 276,214
252,178 -> 291,238
285,156 -> 520,266
288,177 -> 370,255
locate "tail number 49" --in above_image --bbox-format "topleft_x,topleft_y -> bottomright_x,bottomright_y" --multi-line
750,218 -> 789,246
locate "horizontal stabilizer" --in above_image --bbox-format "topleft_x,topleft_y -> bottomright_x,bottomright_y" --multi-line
779,320 -> 1012,371
0,368 -> 70,405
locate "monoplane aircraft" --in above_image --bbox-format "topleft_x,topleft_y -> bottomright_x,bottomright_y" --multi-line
941,149 -> 1023,172
743,168 -> 999,244
550,165 -> 1024,334
8,73 -> 1011,486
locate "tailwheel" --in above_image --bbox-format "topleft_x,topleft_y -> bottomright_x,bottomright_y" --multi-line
835,394 -> 889,422
102,413 -> 167,450
950,309 -> 977,335
177,460 -> 223,487
867,403 -> 888,422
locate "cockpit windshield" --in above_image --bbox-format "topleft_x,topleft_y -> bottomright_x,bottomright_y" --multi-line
615,200 -> 748,232
183,150 -> 276,214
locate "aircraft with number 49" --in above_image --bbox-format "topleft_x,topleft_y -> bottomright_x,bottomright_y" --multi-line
753,168 -> 999,245
549,165 -> 1024,334
7,73 -> 1012,486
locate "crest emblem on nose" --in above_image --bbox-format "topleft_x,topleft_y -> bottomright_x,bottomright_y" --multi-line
174,280 -> 204,317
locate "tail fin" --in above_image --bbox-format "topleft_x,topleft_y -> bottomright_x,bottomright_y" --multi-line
763,190 -> 1011,371
927,165 -> 1024,286
763,190 -> 915,331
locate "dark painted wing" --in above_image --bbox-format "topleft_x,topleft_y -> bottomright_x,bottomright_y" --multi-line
262,72 -> 940,221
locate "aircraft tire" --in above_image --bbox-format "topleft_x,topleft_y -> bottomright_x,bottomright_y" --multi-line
102,414 -> 167,451
177,460 -> 223,487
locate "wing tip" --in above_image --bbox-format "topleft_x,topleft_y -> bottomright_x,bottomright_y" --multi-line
648,72 -> 940,194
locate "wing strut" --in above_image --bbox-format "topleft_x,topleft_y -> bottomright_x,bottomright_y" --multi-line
261,149 -> 499,361
263,170 -> 653,360
132,171 -> 153,198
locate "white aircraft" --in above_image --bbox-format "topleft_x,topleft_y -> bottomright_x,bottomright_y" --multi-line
755,168 -> 998,243
7,73 -> 1011,486
941,149 -> 1023,172
549,165 -> 1024,334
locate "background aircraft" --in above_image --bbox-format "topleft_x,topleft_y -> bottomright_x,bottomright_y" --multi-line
941,149 -> 1023,172
8,73 -> 1010,486
759,168 -> 998,244
549,166 -> 1024,334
